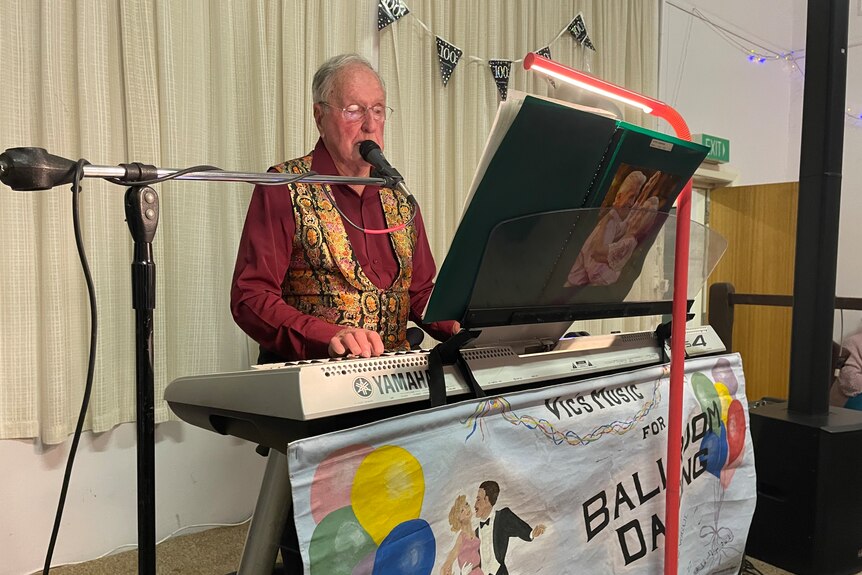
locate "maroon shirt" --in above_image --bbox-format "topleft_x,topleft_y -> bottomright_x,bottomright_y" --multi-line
231,139 -> 453,360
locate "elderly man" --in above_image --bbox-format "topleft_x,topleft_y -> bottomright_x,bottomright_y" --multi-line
231,53 -> 460,571
231,53 -> 457,363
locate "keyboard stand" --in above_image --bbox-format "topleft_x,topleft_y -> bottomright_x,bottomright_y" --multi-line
237,449 -> 292,575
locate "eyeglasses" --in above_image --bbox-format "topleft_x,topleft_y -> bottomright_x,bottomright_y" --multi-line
319,102 -> 394,123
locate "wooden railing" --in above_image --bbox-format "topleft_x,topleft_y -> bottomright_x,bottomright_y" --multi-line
707,282 -> 862,351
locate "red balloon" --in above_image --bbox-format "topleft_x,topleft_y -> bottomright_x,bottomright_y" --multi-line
726,400 -> 746,465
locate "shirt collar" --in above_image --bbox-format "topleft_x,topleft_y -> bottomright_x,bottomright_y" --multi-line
310,138 -> 336,175
310,138 -> 381,193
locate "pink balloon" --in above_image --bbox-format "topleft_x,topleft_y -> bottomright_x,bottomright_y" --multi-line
310,443 -> 374,524
725,400 -> 746,465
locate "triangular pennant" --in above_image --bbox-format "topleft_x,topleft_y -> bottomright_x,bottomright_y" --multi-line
436,36 -> 463,87
488,59 -> 512,101
567,13 -> 597,51
535,47 -> 556,88
377,0 -> 410,31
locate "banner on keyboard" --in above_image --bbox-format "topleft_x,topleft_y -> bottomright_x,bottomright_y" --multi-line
287,353 -> 755,575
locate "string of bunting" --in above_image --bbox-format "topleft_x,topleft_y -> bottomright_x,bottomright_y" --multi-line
377,0 -> 596,100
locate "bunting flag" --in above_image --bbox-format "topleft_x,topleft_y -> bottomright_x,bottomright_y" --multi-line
535,47 -> 555,88
435,36 -> 462,87
568,13 -> 597,51
377,0 -> 410,31
488,59 -> 512,101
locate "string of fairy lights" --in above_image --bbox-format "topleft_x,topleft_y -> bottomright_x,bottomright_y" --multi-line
668,1 -> 862,124
667,1 -> 803,68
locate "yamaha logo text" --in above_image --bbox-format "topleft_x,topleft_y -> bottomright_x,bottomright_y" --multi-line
352,369 -> 432,397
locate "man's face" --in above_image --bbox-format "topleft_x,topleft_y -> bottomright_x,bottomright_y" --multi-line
314,64 -> 387,176
475,488 -> 492,520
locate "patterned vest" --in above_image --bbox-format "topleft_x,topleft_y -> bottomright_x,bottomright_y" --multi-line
273,155 -> 416,350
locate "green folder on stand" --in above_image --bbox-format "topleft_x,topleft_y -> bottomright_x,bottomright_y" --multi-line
422,91 -> 709,326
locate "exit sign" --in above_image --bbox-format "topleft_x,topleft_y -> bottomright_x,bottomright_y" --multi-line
693,133 -> 730,163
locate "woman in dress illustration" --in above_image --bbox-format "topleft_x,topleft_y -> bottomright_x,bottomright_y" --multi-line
623,170 -> 663,241
440,494 -> 483,575
565,169 -> 646,287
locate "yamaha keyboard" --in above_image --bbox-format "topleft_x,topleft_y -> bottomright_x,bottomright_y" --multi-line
165,327 -> 724,450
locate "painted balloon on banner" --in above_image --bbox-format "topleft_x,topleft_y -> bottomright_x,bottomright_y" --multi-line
725,399 -> 746,466
691,372 -> 722,433
715,399 -> 748,489
308,506 -> 377,575
699,422 -> 729,479
712,356 -> 740,395
372,519 -> 436,575
351,445 -> 425,545
714,382 -> 732,424
310,443 -> 374,523
693,366 -> 749,488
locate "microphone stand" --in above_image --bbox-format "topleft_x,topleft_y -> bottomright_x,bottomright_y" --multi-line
125,184 -> 159,575
0,147 -> 394,575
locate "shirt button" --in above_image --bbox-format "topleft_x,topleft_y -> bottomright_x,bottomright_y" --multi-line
372,259 -> 380,264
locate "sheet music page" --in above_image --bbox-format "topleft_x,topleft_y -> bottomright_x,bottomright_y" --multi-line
457,90 -> 618,229
460,91 -> 525,210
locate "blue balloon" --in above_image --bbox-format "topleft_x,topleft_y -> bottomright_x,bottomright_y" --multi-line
372,519 -> 436,575
699,423 -> 729,478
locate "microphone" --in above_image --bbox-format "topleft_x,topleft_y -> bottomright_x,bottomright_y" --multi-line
0,147 -> 82,191
358,140 -> 417,207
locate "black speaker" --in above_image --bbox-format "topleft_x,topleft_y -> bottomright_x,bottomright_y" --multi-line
746,401 -> 862,575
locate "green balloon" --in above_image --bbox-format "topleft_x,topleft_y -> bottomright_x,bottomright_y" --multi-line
309,506 -> 377,575
691,372 -> 721,433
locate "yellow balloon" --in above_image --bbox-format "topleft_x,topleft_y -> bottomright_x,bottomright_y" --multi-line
350,445 -> 425,545
714,382 -> 732,424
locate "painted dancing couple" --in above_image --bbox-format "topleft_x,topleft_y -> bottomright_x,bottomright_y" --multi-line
441,480 -> 547,575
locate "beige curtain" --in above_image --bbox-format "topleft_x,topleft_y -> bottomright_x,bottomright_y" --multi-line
0,0 -> 377,444
0,0 -> 659,444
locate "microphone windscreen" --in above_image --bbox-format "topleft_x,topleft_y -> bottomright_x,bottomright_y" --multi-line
359,140 -> 381,162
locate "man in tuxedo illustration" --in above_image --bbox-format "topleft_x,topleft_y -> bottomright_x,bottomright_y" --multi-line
474,480 -> 546,575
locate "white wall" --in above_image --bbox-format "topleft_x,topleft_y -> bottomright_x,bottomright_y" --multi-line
0,422 -> 266,575
660,0 -> 804,186
658,0 -> 805,326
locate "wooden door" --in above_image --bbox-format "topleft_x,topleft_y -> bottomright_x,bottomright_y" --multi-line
707,182 -> 798,401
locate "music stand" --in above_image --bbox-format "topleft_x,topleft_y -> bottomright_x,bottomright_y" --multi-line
422,204 -> 727,410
